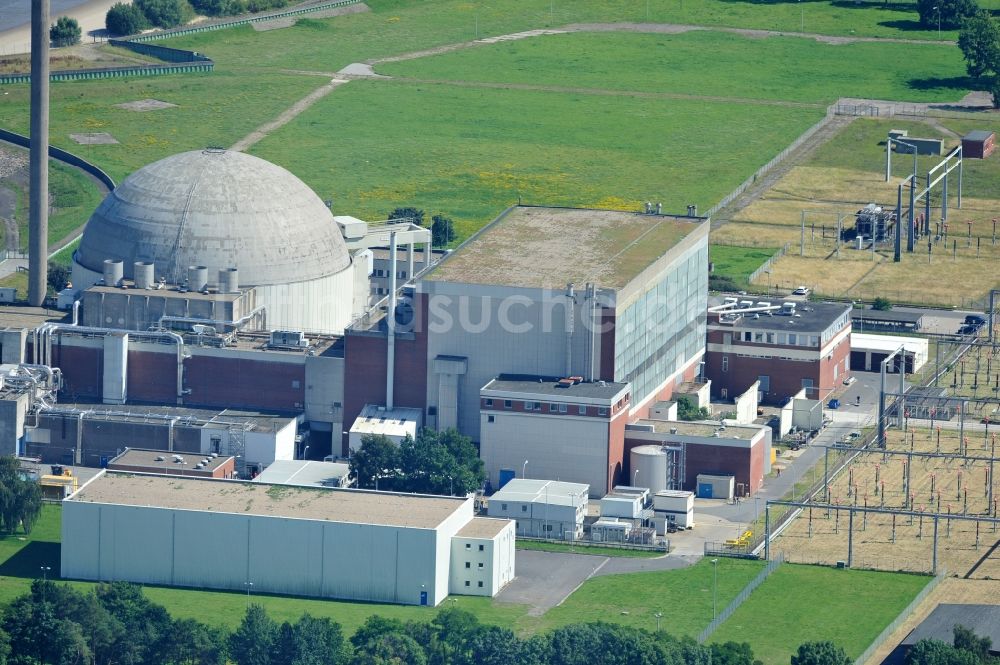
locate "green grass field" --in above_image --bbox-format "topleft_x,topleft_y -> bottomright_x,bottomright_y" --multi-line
158,0 -> 970,78
710,564 -> 931,665
248,79 -> 823,232
533,558 -> 765,636
0,71 -> 321,184
710,245 -> 779,287
380,31 -> 969,104
0,0 -> 979,248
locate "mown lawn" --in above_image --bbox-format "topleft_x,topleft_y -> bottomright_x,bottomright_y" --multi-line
160,0 -> 966,78
710,245 -> 779,287
249,79 -> 823,235
710,564 -> 930,665
380,31 -> 969,104
0,71 -> 322,184
533,558 -> 765,636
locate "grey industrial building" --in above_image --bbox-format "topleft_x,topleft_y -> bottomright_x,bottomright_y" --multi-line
63,471 -> 515,606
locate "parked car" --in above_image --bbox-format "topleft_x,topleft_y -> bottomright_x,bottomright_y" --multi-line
843,376 -> 856,386
793,286 -> 810,296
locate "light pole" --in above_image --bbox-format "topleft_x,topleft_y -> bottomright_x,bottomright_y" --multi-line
654,612 -> 663,632
40,566 -> 51,581
934,6 -> 940,39
522,459 -> 528,479
799,0 -> 803,31
244,581 -> 253,607
711,559 -> 719,620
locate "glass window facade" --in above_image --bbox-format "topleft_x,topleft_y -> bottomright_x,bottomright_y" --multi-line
613,240 -> 707,402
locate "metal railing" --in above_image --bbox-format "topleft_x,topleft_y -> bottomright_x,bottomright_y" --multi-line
703,107 -> 836,220
697,553 -> 785,643
746,242 -> 790,285
0,128 -> 115,191
125,0 -> 363,42
852,570 -> 946,665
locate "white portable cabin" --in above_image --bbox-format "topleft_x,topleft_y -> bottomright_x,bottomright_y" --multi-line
652,490 -> 695,531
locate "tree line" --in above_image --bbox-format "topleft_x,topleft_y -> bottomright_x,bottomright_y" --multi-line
349,429 -> 486,496
105,0 -> 289,36
6,577 -> 989,665
0,579 -> 784,665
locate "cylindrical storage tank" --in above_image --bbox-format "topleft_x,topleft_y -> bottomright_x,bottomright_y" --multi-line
631,445 -> 669,495
133,261 -> 154,289
102,259 -> 123,287
218,267 -> 239,294
187,265 -> 208,291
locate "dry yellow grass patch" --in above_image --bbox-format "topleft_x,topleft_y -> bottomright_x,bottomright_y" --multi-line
774,428 -> 1000,578
853,250 -> 1000,307
733,166 -> 902,227
711,223 -> 801,247
749,253 -> 881,296
717,163 -> 1000,304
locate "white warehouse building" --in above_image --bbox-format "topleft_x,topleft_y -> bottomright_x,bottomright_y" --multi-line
62,471 -> 514,606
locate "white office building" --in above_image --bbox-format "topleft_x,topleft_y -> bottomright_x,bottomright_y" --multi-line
487,478 -> 588,540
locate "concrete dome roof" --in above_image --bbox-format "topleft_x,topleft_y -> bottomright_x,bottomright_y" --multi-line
76,149 -> 350,286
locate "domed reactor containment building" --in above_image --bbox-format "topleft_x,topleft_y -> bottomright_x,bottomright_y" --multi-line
70,149 -> 405,333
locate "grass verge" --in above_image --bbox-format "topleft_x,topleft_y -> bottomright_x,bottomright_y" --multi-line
709,245 -> 778,288
533,557 -> 765,636
710,564 -> 931,665
515,539 -> 664,558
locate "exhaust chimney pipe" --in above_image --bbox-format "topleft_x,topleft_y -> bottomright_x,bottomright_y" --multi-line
28,0 -> 49,307
386,231 -> 397,410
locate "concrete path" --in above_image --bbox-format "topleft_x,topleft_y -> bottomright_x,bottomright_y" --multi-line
563,22 -> 956,46
230,78 -> 351,152
495,549 -> 609,616
595,553 -> 699,576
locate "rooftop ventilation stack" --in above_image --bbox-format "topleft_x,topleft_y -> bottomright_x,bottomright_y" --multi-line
103,260 -> 123,287
134,262 -> 154,289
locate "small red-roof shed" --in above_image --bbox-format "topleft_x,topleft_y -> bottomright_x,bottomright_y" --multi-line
962,130 -> 995,159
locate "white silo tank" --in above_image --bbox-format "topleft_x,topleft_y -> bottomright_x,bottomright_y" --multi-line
631,445 -> 668,494
187,265 -> 208,291
218,267 -> 239,294
133,261 -> 154,289
102,259 -> 123,287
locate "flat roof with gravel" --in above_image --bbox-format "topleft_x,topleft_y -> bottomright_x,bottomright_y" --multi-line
109,448 -> 232,472
425,206 -> 702,290
636,420 -> 764,438
72,472 -> 468,529
456,517 -> 511,539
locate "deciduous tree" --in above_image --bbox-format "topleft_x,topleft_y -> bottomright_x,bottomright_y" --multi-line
229,605 -> 278,665
791,641 -> 851,665
105,2 -> 148,35
49,16 -> 81,47
917,0 -> 979,30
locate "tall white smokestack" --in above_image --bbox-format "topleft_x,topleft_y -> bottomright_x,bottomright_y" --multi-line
28,0 -> 50,307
